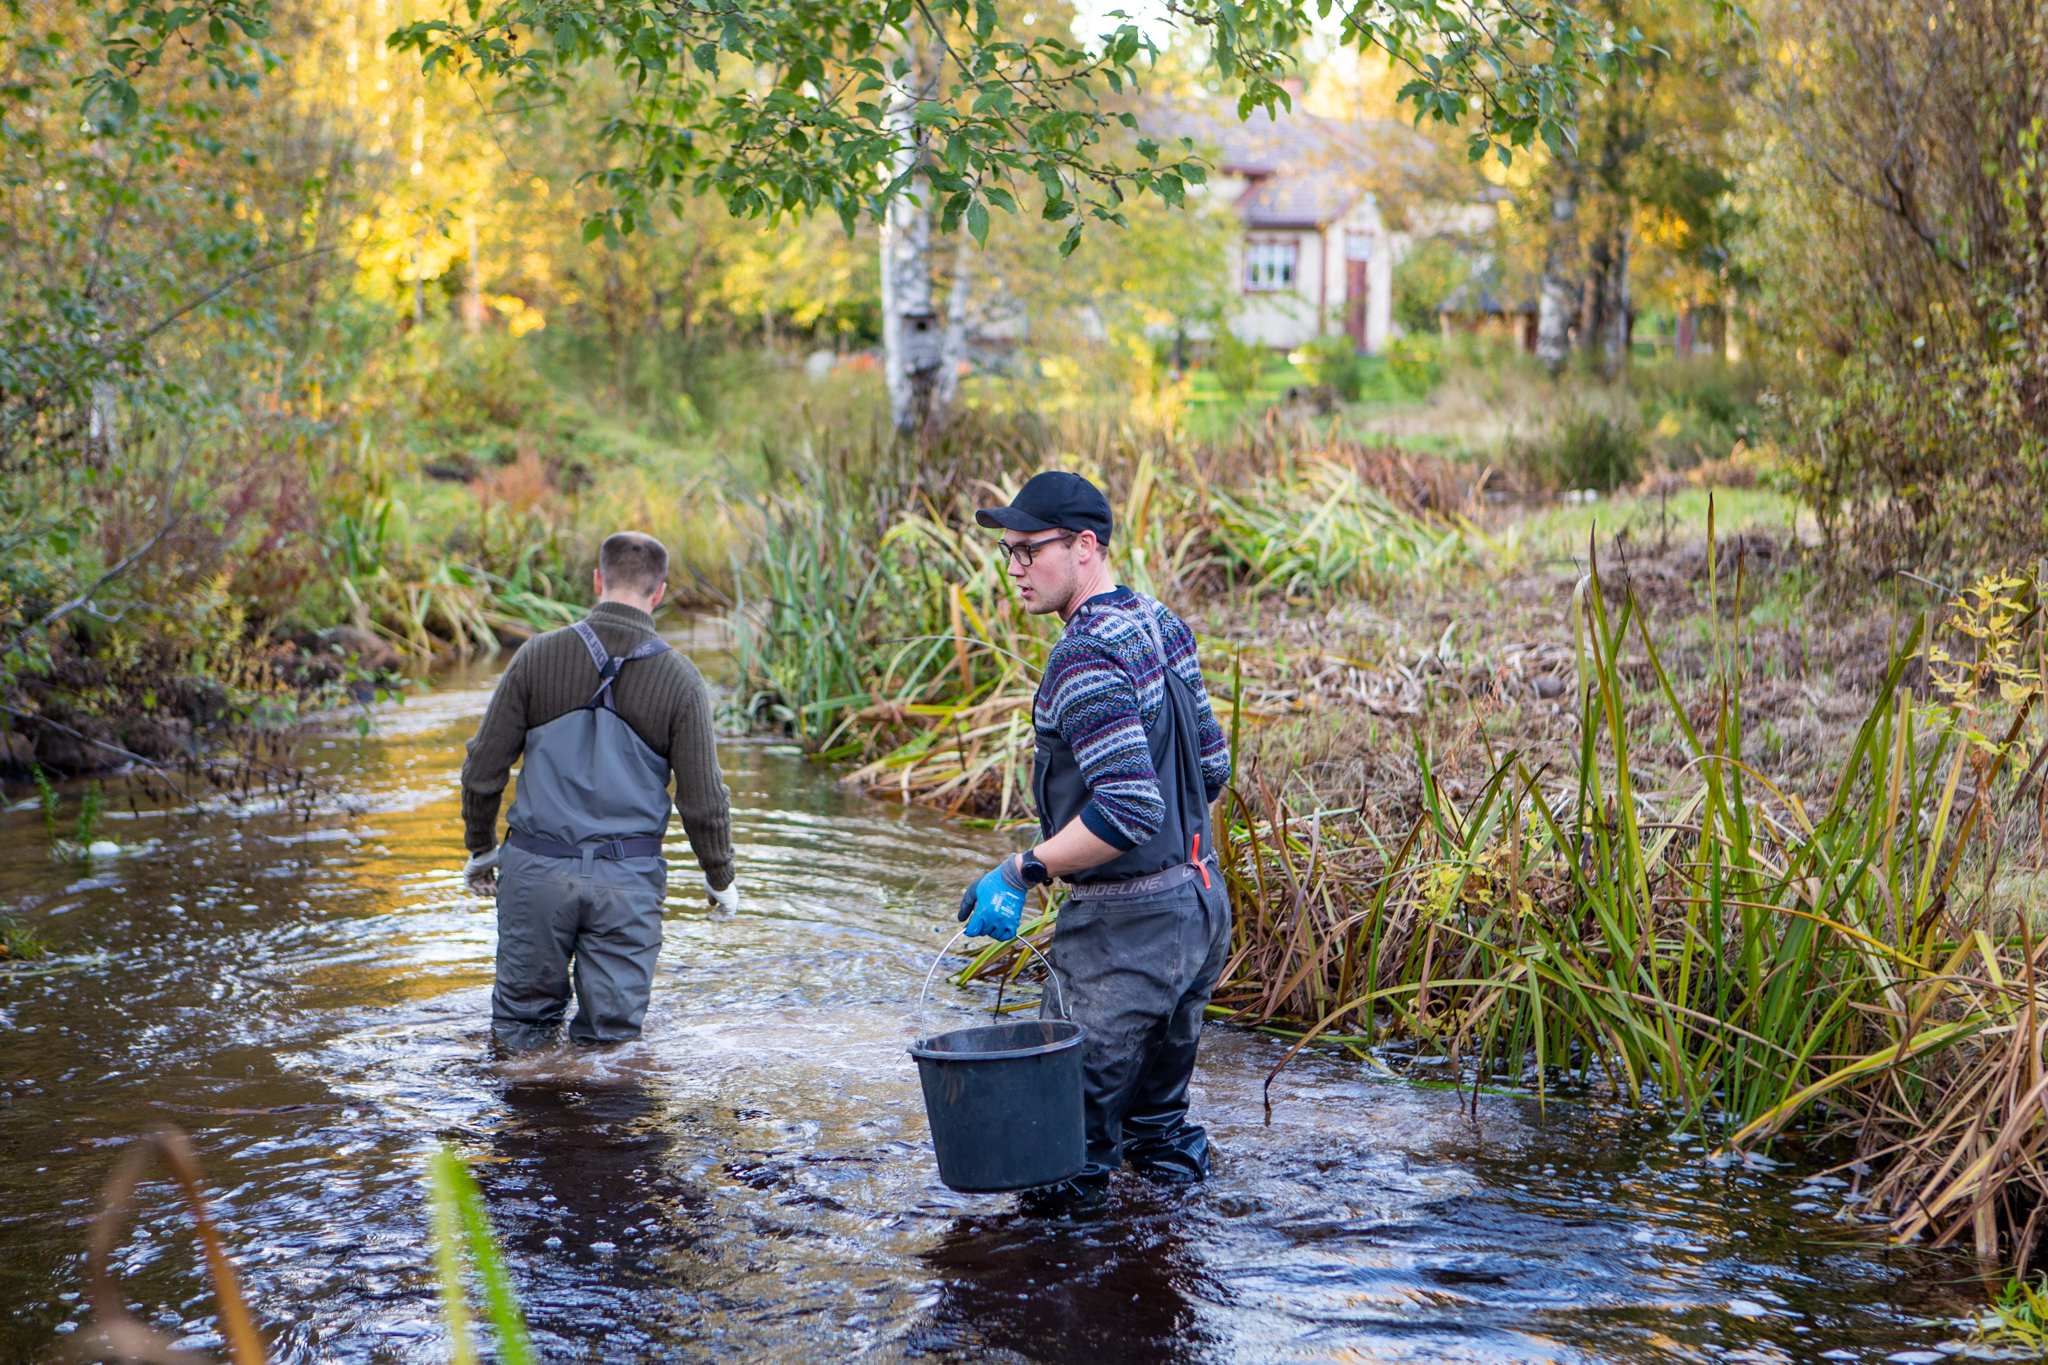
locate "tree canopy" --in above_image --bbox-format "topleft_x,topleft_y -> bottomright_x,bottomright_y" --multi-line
80,0 -> 1659,255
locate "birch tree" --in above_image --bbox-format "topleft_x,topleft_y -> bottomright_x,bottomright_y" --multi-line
877,37 -> 942,432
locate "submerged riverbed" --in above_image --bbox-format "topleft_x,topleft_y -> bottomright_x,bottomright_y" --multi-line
0,637 -> 1996,1364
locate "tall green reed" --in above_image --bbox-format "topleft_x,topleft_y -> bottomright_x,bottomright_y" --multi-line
426,1146 -> 534,1365
1236,554 -> 1980,1125
1215,533 -> 2048,1259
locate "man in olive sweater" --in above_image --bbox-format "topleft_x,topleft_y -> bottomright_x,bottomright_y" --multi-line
460,532 -> 735,1052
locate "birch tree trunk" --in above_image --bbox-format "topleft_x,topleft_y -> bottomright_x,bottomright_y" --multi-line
936,236 -> 974,412
1599,214 -> 1632,378
880,43 -> 944,436
1535,168 -> 1580,373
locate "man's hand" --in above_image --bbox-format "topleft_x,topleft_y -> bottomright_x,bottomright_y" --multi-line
957,857 -> 1027,941
464,848 -> 499,899
707,876 -> 739,923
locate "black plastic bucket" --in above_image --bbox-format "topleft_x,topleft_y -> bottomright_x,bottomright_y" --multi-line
910,1017 -> 1088,1192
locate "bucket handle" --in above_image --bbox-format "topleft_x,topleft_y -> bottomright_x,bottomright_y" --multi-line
915,928 -> 1069,1042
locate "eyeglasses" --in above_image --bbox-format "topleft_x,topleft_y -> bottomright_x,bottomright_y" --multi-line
996,531 -> 1076,567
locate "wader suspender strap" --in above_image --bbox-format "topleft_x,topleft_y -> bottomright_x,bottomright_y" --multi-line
1126,597 -> 1214,887
501,620 -> 676,870
571,620 -> 672,711
1129,595 -> 1168,672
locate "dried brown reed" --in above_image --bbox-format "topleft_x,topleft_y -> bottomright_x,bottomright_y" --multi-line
62,1125 -> 267,1365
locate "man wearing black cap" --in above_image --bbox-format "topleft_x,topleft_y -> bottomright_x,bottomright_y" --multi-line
961,471 -> 1232,1205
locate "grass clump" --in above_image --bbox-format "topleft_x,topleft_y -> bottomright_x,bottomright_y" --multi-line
0,909 -> 48,963
32,766 -> 107,860
1219,550 -> 2048,1263
1207,457 -> 1492,600
1978,1272 -> 2048,1350
1510,404 -> 1646,493
63,1127 -> 535,1364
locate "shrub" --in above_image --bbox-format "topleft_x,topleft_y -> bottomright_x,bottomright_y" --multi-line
1392,237 -> 1473,336
1295,333 -> 1364,401
1210,328 -> 1272,399
1385,336 -> 1443,397
1511,405 -> 1646,492
1633,361 -> 1765,470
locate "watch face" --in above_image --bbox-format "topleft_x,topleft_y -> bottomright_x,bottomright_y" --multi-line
1022,854 -> 1051,884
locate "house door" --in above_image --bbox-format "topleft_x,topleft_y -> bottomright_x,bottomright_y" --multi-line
1345,260 -> 1371,350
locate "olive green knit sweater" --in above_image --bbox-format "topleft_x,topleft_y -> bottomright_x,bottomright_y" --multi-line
459,601 -> 734,890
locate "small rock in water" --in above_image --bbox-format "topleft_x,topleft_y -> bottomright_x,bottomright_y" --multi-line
542,1236 -> 562,1249
87,841 -> 121,859
589,1241 -> 617,1253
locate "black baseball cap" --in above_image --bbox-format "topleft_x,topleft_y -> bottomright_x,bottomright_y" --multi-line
975,471 -> 1114,544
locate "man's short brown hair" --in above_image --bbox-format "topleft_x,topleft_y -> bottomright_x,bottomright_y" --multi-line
598,532 -> 670,596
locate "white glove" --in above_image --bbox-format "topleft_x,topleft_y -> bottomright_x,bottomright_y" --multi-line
706,876 -> 739,922
464,848 -> 499,898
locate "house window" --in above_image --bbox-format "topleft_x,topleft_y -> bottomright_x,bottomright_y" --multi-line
1346,231 -> 1374,262
1244,240 -> 1298,292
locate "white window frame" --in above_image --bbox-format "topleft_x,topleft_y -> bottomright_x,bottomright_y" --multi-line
1243,239 -> 1299,293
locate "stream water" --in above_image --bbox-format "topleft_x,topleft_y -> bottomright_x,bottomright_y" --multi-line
0,633 -> 1996,1364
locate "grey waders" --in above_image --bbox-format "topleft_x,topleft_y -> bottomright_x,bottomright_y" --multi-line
1035,596 -> 1231,1188
492,623 -> 675,1051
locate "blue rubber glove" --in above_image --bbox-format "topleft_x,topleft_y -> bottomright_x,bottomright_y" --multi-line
957,857 -> 1028,940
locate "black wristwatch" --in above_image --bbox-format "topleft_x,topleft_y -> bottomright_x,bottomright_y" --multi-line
1018,849 -> 1053,885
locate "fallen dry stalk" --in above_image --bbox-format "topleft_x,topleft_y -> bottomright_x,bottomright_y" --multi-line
63,1125 -> 267,1365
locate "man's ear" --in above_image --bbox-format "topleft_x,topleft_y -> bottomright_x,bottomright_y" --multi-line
592,567 -> 605,598
650,581 -> 667,609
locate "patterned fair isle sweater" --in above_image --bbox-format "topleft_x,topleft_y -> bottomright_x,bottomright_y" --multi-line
1036,586 -> 1231,850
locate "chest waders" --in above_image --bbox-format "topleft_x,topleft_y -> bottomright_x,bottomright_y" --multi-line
491,622 -> 677,1052
1032,595 -> 1233,1190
